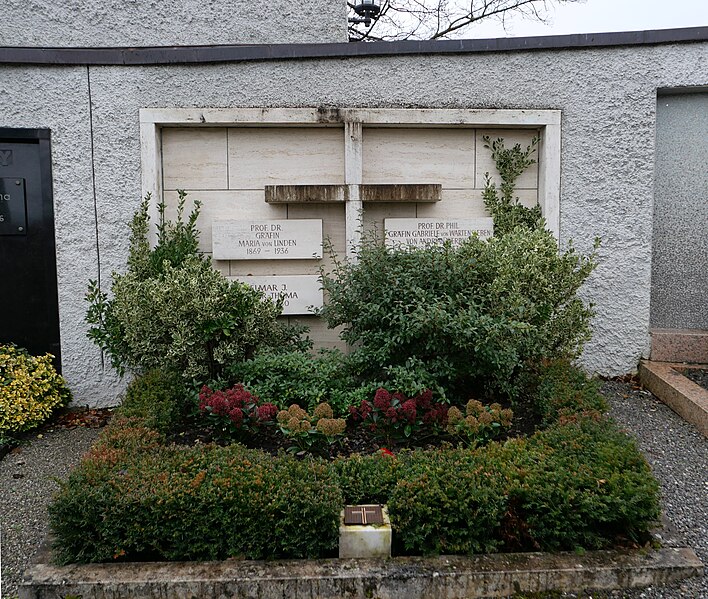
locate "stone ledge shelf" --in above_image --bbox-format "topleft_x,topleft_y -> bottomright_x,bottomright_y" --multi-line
265,184 -> 442,203
19,547 -> 703,599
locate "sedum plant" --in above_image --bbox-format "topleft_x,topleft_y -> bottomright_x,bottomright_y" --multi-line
86,192 -> 301,381
0,344 -> 72,439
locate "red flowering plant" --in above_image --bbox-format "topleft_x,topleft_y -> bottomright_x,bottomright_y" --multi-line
348,388 -> 449,446
198,383 -> 277,440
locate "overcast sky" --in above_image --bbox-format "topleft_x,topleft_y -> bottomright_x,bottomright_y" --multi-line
467,0 -> 708,38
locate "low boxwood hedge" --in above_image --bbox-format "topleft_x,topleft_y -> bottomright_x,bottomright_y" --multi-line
49,412 -> 660,564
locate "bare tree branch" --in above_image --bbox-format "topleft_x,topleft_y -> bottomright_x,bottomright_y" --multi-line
348,0 -> 586,42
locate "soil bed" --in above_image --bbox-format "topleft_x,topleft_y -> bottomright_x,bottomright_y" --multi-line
167,397 -> 539,460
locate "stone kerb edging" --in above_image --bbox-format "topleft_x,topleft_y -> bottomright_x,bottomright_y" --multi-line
20,547 -> 703,599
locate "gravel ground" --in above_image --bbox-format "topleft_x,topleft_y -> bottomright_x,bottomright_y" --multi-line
681,368 -> 708,392
0,426 -> 100,598
0,380 -> 705,599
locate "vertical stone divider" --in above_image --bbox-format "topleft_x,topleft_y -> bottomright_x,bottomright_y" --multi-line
139,115 -> 163,246
345,121 -> 363,261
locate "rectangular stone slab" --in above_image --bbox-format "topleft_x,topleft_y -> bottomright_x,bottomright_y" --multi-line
385,217 -> 494,249
212,219 -> 323,260
229,275 -> 322,315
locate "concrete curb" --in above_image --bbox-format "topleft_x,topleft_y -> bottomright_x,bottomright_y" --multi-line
19,547 -> 703,599
639,360 -> 708,437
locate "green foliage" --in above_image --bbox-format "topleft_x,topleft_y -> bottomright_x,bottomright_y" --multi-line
518,418 -> 661,550
50,411 -> 660,563
446,399 -> 513,447
482,136 -> 544,236
86,192 -> 303,381
49,420 -> 342,564
526,359 -> 609,425
226,349 -> 368,416
0,344 -> 72,438
116,369 -> 191,434
331,451 -> 405,505
388,444 -> 515,555
320,227 -> 597,400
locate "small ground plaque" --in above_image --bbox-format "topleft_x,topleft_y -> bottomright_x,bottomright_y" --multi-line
212,219 -> 323,260
344,505 -> 385,526
230,275 -> 322,315
385,217 -> 494,249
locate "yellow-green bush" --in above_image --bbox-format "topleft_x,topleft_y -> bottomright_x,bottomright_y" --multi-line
0,344 -> 72,437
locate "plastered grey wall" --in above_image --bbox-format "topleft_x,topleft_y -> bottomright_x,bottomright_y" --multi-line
651,93 -> 708,330
0,0 -> 347,46
2,41 -> 707,406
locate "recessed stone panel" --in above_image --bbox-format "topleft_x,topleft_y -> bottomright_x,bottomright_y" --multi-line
162,128 -> 228,190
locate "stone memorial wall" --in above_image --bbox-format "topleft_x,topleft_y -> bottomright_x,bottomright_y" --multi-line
158,117 -> 542,350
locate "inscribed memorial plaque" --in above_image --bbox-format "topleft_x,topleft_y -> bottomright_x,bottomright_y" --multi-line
230,275 -> 322,315
384,217 -> 494,249
212,219 -> 323,260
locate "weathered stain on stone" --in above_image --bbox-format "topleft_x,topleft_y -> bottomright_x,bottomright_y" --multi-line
360,184 -> 442,203
265,184 -> 346,203
18,548 -> 704,599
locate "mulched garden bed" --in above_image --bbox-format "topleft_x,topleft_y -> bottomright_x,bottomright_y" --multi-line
167,396 -> 540,460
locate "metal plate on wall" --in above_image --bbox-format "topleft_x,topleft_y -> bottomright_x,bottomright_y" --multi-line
0,177 -> 27,235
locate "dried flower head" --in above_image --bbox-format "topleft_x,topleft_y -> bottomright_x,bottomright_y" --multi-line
316,418 -> 346,436
466,399 -> 484,416
313,403 -> 334,420
447,406 -> 464,424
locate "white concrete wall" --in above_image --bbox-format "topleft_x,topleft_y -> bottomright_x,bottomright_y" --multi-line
0,0 -> 347,46
2,38 -> 707,406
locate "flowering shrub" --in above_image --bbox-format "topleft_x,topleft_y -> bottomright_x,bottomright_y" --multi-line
277,403 -> 346,455
348,388 -> 448,445
199,384 -> 277,439
446,399 -> 513,446
0,344 -> 72,439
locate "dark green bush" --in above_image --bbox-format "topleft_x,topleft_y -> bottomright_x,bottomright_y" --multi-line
50,420 -> 341,564
517,418 -> 661,550
117,369 -> 191,434
387,444 -> 517,555
332,451 -> 406,505
525,359 -> 608,425
320,227 -> 597,400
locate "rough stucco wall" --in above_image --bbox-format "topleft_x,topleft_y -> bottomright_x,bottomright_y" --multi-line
0,66 -> 125,404
0,0 -> 347,46
2,41 -> 707,406
651,93 -> 708,330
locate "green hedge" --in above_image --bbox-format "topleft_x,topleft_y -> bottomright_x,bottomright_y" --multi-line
50,414 -> 659,564
50,418 -> 342,564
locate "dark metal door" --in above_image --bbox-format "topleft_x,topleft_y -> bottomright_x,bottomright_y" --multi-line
0,129 -> 61,370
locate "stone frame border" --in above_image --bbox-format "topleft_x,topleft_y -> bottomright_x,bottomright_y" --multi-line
140,107 -> 561,255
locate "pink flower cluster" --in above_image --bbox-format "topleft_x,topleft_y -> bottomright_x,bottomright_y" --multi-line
199,384 -> 277,429
349,388 -> 449,443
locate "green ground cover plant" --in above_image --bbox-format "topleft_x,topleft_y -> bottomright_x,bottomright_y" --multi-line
50,136 -> 661,565
0,344 -> 72,444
